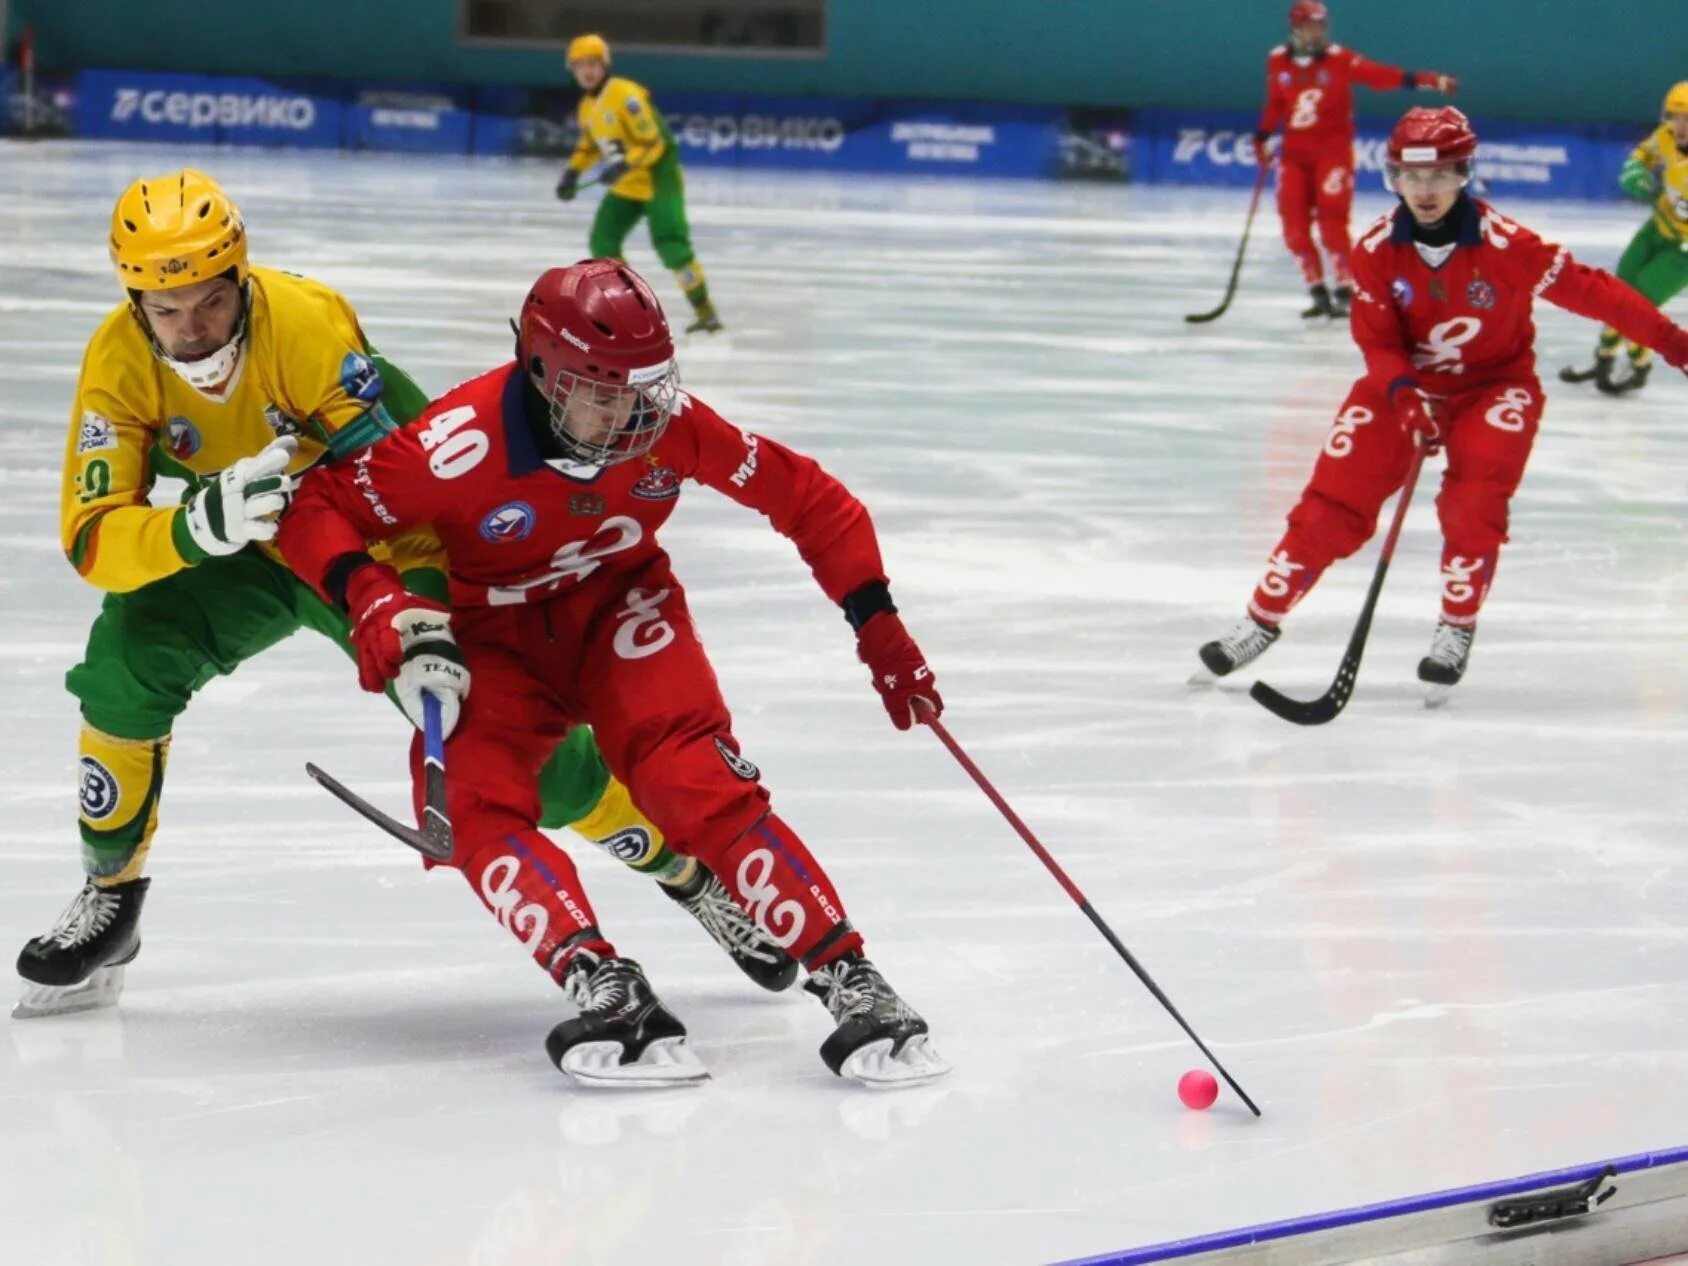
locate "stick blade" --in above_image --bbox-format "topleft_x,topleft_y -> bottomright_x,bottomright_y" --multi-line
1247,678 -> 1347,726
305,761 -> 454,862
1184,306 -> 1228,324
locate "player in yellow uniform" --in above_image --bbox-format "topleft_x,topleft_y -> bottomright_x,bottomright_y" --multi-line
1561,82 -> 1688,394
16,170 -> 795,1017
554,34 -> 722,333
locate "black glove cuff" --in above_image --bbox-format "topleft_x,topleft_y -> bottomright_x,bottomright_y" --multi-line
842,580 -> 897,633
324,550 -> 379,613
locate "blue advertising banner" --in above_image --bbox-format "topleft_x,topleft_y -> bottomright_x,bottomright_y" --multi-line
1132,107 -> 1639,201
346,88 -> 473,154
474,88 -> 1065,179
76,68 -> 342,148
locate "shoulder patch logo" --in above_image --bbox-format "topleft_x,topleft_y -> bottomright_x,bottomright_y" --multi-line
165,416 -> 201,459
77,411 -> 118,455
626,97 -> 643,115
78,756 -> 121,821
480,500 -> 537,543
339,352 -> 385,405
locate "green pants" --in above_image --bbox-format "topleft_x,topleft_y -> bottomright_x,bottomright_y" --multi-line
1601,219 -> 1688,361
589,155 -> 696,270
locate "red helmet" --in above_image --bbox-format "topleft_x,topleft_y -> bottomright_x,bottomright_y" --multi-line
1288,1 -> 1328,26
1387,106 -> 1478,166
517,259 -> 679,467
1287,2 -> 1329,54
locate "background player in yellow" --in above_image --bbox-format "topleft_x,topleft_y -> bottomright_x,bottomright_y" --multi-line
1560,82 -> 1688,394
16,170 -> 795,1018
555,33 -> 723,334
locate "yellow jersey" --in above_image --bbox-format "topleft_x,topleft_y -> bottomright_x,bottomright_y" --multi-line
62,265 -> 438,593
1632,124 -> 1688,241
568,76 -> 675,202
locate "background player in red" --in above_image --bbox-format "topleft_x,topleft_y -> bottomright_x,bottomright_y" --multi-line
278,260 -> 948,1088
1200,107 -> 1688,701
1257,2 -> 1457,320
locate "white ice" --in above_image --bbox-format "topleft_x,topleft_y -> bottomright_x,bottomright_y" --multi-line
4,142 -> 1688,1266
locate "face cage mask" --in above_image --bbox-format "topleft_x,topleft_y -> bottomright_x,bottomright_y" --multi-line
544,361 -> 680,468
1383,159 -> 1473,195
138,279 -> 252,394
1290,25 -> 1329,56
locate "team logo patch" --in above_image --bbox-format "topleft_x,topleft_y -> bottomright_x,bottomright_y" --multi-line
77,411 -> 118,455
714,736 -> 759,781
1428,279 -> 1448,304
631,466 -> 682,501
263,402 -> 303,438
480,501 -> 537,543
1390,278 -> 1414,307
165,416 -> 201,459
626,98 -> 643,116
1278,71 -> 1292,85
1466,278 -> 1496,310
599,827 -> 655,864
569,493 -> 606,516
79,756 -> 121,821
339,352 -> 385,405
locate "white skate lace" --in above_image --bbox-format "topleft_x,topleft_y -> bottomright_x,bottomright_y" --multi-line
566,956 -> 637,1014
1217,618 -> 1276,665
811,960 -> 912,1026
44,884 -> 121,950
1426,621 -> 1474,668
686,875 -> 780,964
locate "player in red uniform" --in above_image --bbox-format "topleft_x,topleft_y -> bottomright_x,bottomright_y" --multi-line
277,260 -> 949,1088
1200,107 -> 1688,700
1256,2 -> 1457,319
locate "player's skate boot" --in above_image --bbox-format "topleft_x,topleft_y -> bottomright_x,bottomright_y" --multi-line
684,303 -> 723,335
663,864 -> 798,992
546,946 -> 709,1087
1558,350 -> 1615,385
1197,615 -> 1281,679
1328,285 -> 1353,318
805,953 -> 950,1087
1418,619 -> 1476,707
15,877 -> 150,1018
1301,284 -> 1333,319
1597,358 -> 1651,396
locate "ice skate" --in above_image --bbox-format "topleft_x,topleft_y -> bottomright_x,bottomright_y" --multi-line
546,949 -> 709,1088
684,303 -> 723,335
1596,359 -> 1651,396
805,954 -> 949,1088
14,877 -> 150,1019
1418,619 -> 1476,707
1558,352 -> 1615,385
1301,283 -> 1333,319
1329,285 -> 1353,318
1195,615 -> 1281,681
663,864 -> 798,992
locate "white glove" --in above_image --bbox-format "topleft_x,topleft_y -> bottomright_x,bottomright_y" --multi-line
183,436 -> 297,557
345,565 -> 471,740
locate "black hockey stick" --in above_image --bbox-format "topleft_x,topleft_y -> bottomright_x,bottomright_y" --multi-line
917,702 -> 1262,1117
1185,160 -> 1271,324
306,692 -> 454,861
1249,441 -> 1428,726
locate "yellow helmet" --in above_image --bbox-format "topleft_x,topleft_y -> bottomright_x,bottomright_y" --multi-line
567,33 -> 610,65
1664,81 -> 1688,118
109,169 -> 248,292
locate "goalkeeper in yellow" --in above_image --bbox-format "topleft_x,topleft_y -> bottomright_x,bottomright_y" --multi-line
555,34 -> 723,333
1561,82 -> 1688,394
16,170 -> 795,1018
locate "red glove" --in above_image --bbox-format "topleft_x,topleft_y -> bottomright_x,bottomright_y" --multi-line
1394,388 -> 1443,452
856,613 -> 942,731
343,563 -> 469,736
1419,71 -> 1458,95
1251,130 -> 1275,165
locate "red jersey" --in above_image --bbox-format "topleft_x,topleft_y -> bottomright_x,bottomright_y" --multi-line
1259,44 -> 1411,160
278,363 -> 886,610
1349,198 -> 1688,398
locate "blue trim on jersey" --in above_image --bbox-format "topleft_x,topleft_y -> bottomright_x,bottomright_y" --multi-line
499,363 -> 542,477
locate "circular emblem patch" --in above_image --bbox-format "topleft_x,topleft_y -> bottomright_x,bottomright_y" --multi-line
479,501 -> 536,543
79,756 -> 121,821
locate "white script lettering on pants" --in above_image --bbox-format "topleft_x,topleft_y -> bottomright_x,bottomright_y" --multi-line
1485,386 -> 1532,432
1323,404 -> 1373,458
481,856 -> 556,952
1441,555 -> 1485,606
613,586 -> 676,659
735,848 -> 806,948
1260,549 -> 1307,599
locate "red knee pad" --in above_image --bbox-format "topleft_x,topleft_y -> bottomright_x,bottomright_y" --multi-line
630,729 -> 770,848
1286,490 -> 1379,563
1436,482 -> 1510,558
455,831 -> 610,981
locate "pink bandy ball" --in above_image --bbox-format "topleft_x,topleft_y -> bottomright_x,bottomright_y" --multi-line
1178,1069 -> 1219,1110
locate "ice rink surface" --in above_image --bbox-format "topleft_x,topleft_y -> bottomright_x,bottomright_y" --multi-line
4,142 -> 1688,1266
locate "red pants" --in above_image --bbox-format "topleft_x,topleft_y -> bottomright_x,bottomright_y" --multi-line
410,554 -> 863,982
1249,377 -> 1544,628
1277,151 -> 1354,288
